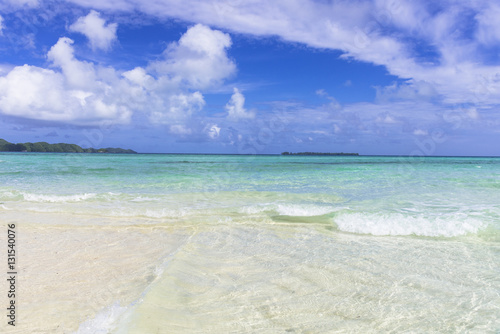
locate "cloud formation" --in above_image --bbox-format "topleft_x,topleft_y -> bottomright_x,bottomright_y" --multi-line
69,10 -> 118,51
0,38 -> 132,125
0,24 -> 234,128
63,0 -> 500,108
149,24 -> 235,90
225,88 -> 255,120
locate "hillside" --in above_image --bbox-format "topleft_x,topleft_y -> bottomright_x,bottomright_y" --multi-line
0,139 -> 137,154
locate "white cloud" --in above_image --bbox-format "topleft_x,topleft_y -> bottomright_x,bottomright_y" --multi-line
207,124 -> 221,139
225,88 -> 255,120
0,62 -> 131,125
64,0 -> 500,108
149,92 -> 205,125
0,24 -> 234,127
0,37 -> 131,126
150,24 -> 235,90
134,25 -> 236,125
69,10 -> 117,51
0,15 -> 4,35
47,37 -> 97,89
122,67 -> 154,88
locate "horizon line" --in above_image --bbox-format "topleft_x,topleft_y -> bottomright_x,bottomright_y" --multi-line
2,151 -> 499,158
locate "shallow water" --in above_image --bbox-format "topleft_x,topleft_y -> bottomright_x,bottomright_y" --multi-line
0,153 -> 499,333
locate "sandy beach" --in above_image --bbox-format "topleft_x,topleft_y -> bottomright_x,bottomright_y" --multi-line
1,212 -> 190,334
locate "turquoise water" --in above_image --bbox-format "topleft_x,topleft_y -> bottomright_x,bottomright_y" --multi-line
1,153 -> 499,332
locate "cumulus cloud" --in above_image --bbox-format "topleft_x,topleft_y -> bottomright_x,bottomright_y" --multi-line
148,92 -> 205,125
225,88 -> 255,120
0,61 -> 131,125
69,10 -> 117,51
127,24 -> 235,128
47,37 -> 97,89
122,67 -> 154,88
150,24 -> 235,90
0,24 -> 234,127
0,36 -> 135,125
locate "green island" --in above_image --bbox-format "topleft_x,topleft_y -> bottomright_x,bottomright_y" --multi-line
0,138 -> 137,154
281,152 -> 359,156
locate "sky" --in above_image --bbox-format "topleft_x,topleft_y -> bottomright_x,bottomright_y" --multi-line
0,0 -> 499,155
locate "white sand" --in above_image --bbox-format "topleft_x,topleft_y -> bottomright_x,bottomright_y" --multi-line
0,213 -> 190,334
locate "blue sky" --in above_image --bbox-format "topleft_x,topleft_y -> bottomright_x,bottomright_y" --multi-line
0,0 -> 499,155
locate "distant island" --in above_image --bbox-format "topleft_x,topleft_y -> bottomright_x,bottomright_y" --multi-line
281,152 -> 359,156
0,138 -> 137,154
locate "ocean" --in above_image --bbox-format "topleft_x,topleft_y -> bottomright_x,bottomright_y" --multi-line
1,153 -> 499,333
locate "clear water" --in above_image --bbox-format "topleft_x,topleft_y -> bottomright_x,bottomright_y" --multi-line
1,153 -> 499,333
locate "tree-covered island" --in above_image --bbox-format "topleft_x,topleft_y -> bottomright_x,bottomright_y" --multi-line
281,152 -> 359,156
0,139 -> 137,153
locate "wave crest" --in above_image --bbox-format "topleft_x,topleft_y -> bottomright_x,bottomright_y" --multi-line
334,212 -> 486,237
22,192 -> 97,203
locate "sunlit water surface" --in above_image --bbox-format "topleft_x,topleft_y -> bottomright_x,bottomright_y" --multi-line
1,153 -> 499,333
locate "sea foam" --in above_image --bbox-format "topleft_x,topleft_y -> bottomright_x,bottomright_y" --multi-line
22,192 -> 97,203
240,203 -> 337,216
335,212 -> 486,237
275,204 -> 336,216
